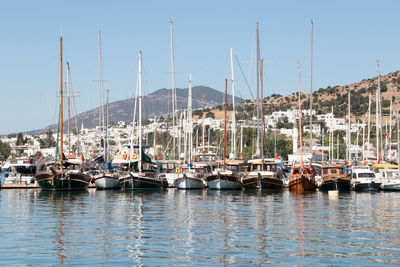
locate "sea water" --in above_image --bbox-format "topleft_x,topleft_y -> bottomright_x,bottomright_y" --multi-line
0,189 -> 399,265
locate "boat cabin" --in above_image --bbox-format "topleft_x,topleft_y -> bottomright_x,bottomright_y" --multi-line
292,166 -> 313,175
248,159 -> 277,172
322,166 -> 346,176
158,160 -> 182,173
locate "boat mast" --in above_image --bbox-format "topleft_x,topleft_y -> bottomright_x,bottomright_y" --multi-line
260,59 -> 265,170
169,19 -> 177,159
60,36 -> 64,167
188,74 -> 193,164
129,56 -> 140,169
104,89 -> 109,170
297,62 -> 303,168
230,48 -> 237,158
309,19 -> 314,154
331,106 -> 334,161
255,22 -> 261,157
367,92 -> 372,159
377,60 -> 383,160
98,31 -> 105,140
66,61 -> 71,155
389,100 -> 393,153
337,133 -> 339,160
224,79 -> 228,169
397,97 -> 399,175
240,124 -> 243,159
154,117 -> 157,160
138,51 -> 143,171
362,117 -> 365,161
347,90 -> 351,161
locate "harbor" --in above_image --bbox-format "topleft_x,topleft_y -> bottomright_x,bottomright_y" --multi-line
2,1 -> 400,265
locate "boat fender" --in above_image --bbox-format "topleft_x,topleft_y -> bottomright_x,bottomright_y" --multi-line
195,156 -> 200,162
131,154 -> 137,160
176,167 -> 181,173
211,155 -> 217,162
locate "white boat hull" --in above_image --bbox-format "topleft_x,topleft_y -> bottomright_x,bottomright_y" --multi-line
175,177 -> 204,189
94,176 -> 120,189
381,182 -> 400,191
207,179 -> 242,190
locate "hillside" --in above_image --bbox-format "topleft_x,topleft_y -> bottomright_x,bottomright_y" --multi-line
35,86 -> 243,134
264,70 -> 400,117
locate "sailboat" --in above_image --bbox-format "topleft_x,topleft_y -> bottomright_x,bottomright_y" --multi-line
91,32 -> 121,189
242,59 -> 284,190
174,75 -> 206,189
34,37 -> 91,190
119,51 -> 167,190
289,62 -> 317,192
380,98 -> 400,190
207,78 -> 243,190
94,89 -> 121,189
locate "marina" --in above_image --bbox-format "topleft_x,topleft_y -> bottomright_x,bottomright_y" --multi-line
2,1 -> 400,265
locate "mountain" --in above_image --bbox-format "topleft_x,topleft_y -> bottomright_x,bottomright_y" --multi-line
36,86 -> 243,134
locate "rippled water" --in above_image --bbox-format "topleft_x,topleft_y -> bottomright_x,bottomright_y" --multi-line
0,189 -> 399,265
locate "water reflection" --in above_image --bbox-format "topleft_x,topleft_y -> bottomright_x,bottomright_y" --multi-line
0,189 -> 400,265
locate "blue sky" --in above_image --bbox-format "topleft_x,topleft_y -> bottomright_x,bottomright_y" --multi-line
1,0 -> 400,134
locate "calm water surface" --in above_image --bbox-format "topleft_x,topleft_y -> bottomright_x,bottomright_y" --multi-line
0,189 -> 399,266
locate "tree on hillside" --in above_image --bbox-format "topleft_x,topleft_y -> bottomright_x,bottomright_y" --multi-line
0,141 -> 11,161
206,111 -> 215,119
39,131 -> 56,149
16,133 -> 24,146
193,110 -> 203,117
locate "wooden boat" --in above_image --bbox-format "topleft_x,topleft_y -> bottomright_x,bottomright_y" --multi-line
35,37 -> 89,191
318,165 -> 351,192
289,165 -> 317,191
120,171 -> 166,189
289,63 -> 317,192
242,159 -> 284,190
119,51 -> 167,190
35,162 -> 91,190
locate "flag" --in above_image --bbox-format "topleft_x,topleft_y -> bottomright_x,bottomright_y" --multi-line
203,94 -> 207,99
81,154 -> 85,162
378,152 -> 381,164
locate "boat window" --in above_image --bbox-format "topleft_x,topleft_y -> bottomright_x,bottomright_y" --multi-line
330,169 -> 337,174
227,165 -> 238,171
323,169 -> 328,175
352,173 -> 357,179
339,168 -> 344,174
358,173 -> 375,178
